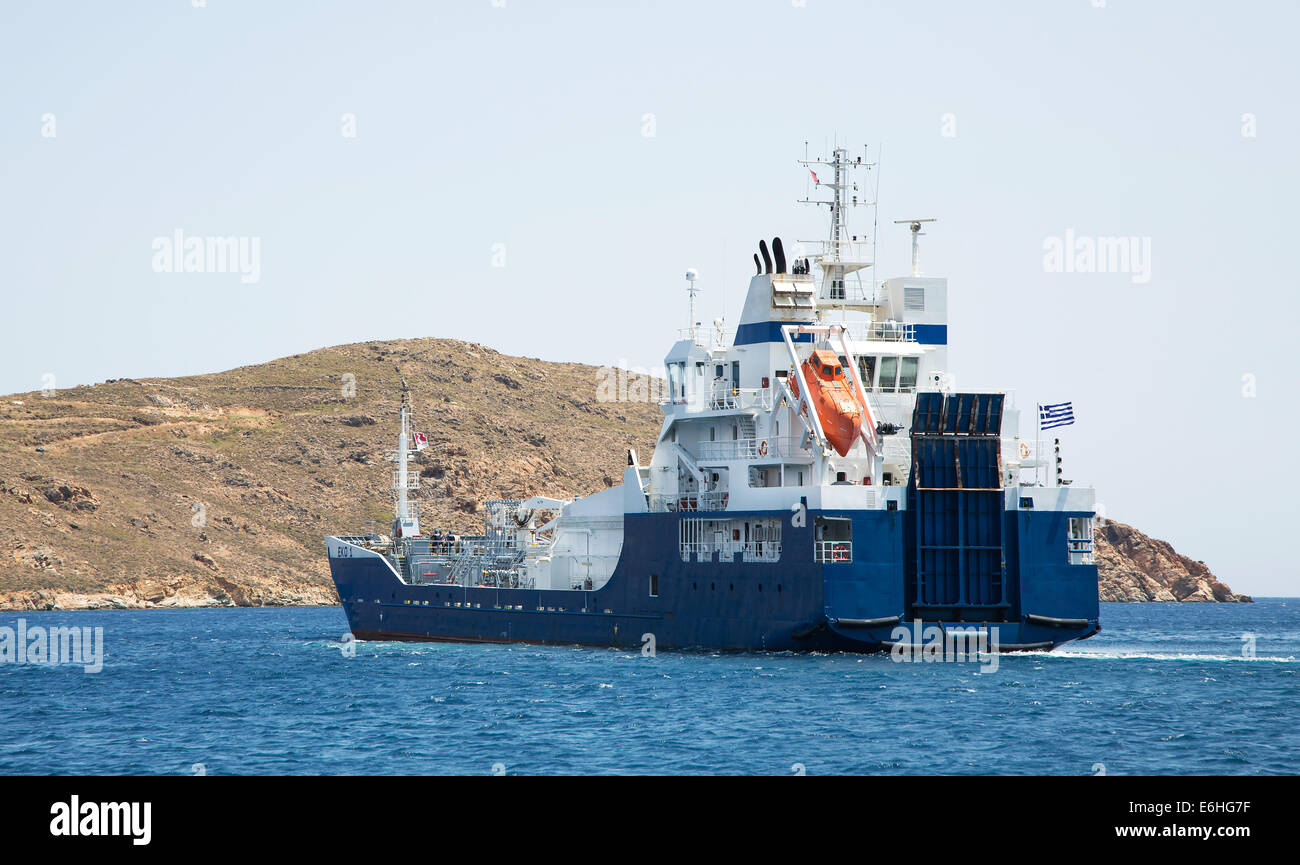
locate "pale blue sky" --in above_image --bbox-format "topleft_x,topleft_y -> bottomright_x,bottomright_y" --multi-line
1,1 -> 1297,595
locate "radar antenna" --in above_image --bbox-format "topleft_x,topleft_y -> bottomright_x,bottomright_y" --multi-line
894,218 -> 937,277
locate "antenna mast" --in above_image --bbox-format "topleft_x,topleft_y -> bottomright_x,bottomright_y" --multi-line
894,218 -> 937,277
797,143 -> 878,311
389,365 -> 419,537
685,268 -> 700,342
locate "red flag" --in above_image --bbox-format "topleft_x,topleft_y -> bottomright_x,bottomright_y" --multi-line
810,169 -> 819,184
413,432 -> 428,451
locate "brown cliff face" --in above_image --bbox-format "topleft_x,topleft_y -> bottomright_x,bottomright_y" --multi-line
1093,519 -> 1250,602
0,338 -> 1247,609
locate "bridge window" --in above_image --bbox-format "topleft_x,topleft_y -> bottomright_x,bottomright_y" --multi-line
649,574 -> 659,597
899,357 -> 919,392
879,356 -> 899,392
667,363 -> 685,401
858,356 -> 876,390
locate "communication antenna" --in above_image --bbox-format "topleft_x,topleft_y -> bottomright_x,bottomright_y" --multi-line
798,145 -> 875,263
894,218 -> 937,277
390,364 -> 415,531
871,143 -> 882,300
395,364 -> 410,408
796,143 -> 877,315
685,268 -> 700,341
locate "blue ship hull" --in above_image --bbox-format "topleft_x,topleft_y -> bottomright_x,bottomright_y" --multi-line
327,506 -> 1100,653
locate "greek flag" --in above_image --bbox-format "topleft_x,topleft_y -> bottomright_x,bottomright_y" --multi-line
1039,402 -> 1075,430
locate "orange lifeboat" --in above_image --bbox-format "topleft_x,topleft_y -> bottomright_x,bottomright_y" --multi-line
790,349 -> 865,457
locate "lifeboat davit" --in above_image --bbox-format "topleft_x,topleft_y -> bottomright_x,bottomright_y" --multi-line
791,349 -> 865,457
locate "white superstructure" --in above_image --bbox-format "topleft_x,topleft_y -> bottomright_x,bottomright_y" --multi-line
360,145 -> 1089,594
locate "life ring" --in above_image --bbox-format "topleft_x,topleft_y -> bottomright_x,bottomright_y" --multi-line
758,439 -> 769,456
1018,441 -> 1031,460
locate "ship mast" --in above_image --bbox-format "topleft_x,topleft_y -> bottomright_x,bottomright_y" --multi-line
685,268 -> 700,343
397,380 -> 410,521
797,143 -> 878,313
390,367 -> 419,537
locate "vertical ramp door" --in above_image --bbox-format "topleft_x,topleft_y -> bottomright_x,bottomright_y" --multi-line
909,393 -> 1006,615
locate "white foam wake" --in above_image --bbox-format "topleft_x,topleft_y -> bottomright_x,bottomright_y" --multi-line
1021,648 -> 1297,663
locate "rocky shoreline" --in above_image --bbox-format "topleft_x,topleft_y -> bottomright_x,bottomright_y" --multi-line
0,570 -> 338,612
1094,520 -> 1250,603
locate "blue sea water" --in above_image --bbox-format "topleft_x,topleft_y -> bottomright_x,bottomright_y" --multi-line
1,600 -> 1297,775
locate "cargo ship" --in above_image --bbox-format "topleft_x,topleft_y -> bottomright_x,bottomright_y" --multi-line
325,146 -> 1100,652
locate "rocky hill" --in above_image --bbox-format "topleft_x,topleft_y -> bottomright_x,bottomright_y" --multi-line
0,338 -> 1247,610
1094,520 -> 1250,602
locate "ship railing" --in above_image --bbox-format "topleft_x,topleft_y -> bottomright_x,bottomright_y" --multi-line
814,540 -> 853,563
707,382 -> 773,412
679,540 -> 783,562
880,436 -> 911,465
676,327 -> 734,348
391,470 -> 420,491
662,383 -> 773,412
678,539 -> 708,560
648,491 -> 730,513
696,436 -> 810,461
1068,538 -> 1095,566
337,534 -> 393,553
821,287 -> 886,306
845,322 -> 916,343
